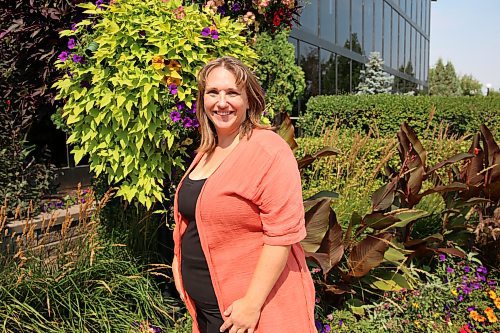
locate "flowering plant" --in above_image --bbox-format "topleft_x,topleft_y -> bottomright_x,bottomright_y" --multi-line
190,0 -> 301,36
53,0 -> 256,208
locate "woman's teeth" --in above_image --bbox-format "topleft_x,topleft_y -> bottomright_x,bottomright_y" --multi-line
216,111 -> 232,116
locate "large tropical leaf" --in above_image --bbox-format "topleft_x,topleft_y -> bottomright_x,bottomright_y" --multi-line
302,198 -> 334,252
381,209 -> 430,231
273,112 -> 298,151
305,222 -> 344,276
297,146 -> 339,170
418,182 -> 468,197
371,177 -> 398,211
363,212 -> 400,230
347,233 -> 392,277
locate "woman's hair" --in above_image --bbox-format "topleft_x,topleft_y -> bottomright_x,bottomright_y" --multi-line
195,56 -> 267,153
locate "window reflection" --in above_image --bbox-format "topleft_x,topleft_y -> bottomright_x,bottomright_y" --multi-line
299,42 -> 320,102
352,0 -> 362,54
320,0 -> 335,42
383,2 -> 391,66
299,0 -> 318,36
337,55 -> 351,94
352,60 -> 363,92
363,0 -> 373,54
373,0 -> 383,53
392,9 -> 399,70
337,0 -> 350,48
320,49 -> 336,95
399,15 -> 405,70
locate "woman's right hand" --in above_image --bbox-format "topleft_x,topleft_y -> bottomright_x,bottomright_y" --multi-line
172,255 -> 184,301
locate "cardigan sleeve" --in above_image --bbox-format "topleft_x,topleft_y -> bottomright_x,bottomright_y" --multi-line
252,147 -> 306,246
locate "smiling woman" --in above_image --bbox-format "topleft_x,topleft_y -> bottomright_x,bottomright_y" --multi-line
171,56 -> 316,333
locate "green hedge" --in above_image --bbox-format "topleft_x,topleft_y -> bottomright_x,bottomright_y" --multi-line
297,95 -> 500,138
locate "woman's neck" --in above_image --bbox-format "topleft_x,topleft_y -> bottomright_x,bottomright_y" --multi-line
216,129 -> 240,149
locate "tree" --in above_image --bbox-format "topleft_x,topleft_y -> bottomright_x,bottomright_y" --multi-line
356,52 -> 393,94
429,58 -> 462,96
460,74 -> 482,96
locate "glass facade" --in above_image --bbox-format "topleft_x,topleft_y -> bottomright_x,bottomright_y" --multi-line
290,0 -> 434,116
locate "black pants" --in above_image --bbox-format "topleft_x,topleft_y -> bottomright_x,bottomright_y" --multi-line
195,303 -> 227,333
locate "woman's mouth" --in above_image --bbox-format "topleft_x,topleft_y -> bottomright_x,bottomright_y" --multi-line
214,111 -> 233,116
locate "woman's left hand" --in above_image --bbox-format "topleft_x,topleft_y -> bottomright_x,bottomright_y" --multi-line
220,297 -> 261,333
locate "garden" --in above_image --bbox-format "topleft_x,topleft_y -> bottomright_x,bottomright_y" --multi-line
1,0 -> 499,332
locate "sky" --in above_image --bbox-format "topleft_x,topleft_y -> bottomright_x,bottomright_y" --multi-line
430,0 -> 500,92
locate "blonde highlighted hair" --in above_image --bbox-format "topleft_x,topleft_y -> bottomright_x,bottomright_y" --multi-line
195,56 -> 268,153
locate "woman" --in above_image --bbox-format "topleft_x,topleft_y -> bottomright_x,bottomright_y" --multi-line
172,56 -> 316,333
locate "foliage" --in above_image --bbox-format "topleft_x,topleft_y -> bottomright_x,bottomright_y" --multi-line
298,94 -> 500,139
188,0 -> 301,36
356,52 -> 393,95
460,74 -> 483,96
0,190 -> 177,332
0,0 -> 84,117
315,253 -> 499,332
429,58 -> 462,96
53,0 -> 256,208
0,99 -> 55,215
253,30 -> 305,116
393,61 -> 418,95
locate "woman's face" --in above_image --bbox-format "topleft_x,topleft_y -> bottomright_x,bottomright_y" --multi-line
203,67 -> 249,137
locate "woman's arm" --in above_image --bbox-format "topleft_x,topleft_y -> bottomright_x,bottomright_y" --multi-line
220,244 -> 291,333
172,255 -> 184,301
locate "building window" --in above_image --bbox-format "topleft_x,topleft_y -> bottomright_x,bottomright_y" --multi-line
352,60 -> 364,92
337,55 -> 351,94
373,0 -> 383,53
337,0 -> 350,47
299,41 -> 320,102
363,0 -> 373,54
299,0 -> 318,36
391,8 -> 399,70
320,49 -> 336,95
320,0 -> 335,43
351,0 -> 363,54
383,2 -> 392,67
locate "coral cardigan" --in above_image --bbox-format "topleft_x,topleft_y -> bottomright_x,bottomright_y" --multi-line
173,128 -> 316,333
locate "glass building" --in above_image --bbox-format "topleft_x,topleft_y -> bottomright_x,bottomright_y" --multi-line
290,0 -> 435,115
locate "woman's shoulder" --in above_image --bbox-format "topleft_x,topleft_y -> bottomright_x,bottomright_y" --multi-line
247,127 -> 291,156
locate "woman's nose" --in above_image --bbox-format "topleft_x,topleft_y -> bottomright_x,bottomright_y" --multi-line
216,93 -> 228,107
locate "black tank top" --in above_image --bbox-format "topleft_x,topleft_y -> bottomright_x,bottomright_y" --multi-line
178,176 -> 219,306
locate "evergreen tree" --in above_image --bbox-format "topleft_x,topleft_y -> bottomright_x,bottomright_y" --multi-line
429,58 -> 462,96
356,52 -> 393,94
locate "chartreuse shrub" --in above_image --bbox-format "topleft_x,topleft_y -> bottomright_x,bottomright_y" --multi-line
53,0 -> 256,208
298,95 -> 500,139
253,30 -> 305,116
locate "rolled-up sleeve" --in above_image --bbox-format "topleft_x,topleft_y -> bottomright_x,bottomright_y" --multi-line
252,147 -> 306,246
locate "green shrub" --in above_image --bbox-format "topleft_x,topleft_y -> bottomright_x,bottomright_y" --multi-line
53,0 -> 257,208
298,95 -> 500,139
254,30 -> 305,116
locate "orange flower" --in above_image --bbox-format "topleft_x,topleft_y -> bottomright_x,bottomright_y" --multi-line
166,59 -> 182,72
162,76 -> 182,87
152,55 -> 165,70
470,310 -> 486,323
495,297 -> 500,309
489,290 -> 497,300
485,307 -> 498,323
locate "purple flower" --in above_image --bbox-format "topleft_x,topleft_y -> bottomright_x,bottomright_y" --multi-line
338,319 -> 343,327
66,69 -> 73,78
322,324 -> 331,332
192,118 -> 199,127
476,273 -> 486,282
58,51 -> 69,62
314,320 -> 322,330
182,117 -> 193,128
176,101 -> 185,111
70,23 -> 77,31
471,282 -> 480,290
68,38 -> 76,49
56,201 -> 63,209
170,110 -> 181,122
189,101 -> 197,113
231,2 -> 241,12
438,254 -> 446,262
464,266 -> 470,273
458,294 -> 464,302
168,83 -> 178,95
446,267 -> 453,273
72,54 -> 83,63
217,6 -> 226,16
463,286 -> 472,295
138,30 -> 146,37
81,198 -> 86,204
487,279 -> 497,286
467,306 -> 475,312
95,0 -> 104,8
211,29 -> 219,40
201,27 -> 211,37
477,266 -> 488,274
